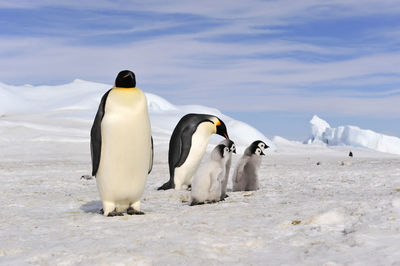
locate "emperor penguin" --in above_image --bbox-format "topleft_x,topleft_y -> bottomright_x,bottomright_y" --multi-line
157,113 -> 229,190
90,70 -> 153,216
190,144 -> 230,205
232,142 -> 268,192
219,139 -> 236,200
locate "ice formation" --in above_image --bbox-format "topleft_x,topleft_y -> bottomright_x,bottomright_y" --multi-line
307,115 -> 400,155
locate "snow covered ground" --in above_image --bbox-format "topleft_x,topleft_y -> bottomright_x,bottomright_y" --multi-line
1,81 -> 400,265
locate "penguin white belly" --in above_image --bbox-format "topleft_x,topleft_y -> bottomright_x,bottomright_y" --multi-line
96,88 -> 151,213
174,123 -> 213,189
191,161 -> 224,203
191,163 -> 212,203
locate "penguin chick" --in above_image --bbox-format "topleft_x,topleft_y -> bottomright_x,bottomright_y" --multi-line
190,144 -> 230,205
219,139 -> 236,200
232,143 -> 267,192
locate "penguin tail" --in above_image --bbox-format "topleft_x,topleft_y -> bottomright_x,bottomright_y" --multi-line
157,180 -> 173,190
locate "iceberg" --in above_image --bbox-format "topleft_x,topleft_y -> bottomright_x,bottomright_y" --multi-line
307,115 -> 400,155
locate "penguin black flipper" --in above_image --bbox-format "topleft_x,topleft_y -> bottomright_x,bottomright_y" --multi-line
172,114 -> 214,168
90,89 -> 111,177
176,127 -> 198,167
148,136 -> 154,174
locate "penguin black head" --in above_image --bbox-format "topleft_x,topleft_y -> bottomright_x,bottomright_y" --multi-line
223,139 -> 236,154
211,144 -> 229,161
251,140 -> 269,151
215,119 -> 229,140
253,147 -> 265,156
115,70 -> 136,88
217,144 -> 230,158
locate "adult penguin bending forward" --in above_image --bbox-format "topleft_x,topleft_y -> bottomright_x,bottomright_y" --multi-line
158,113 -> 229,190
91,70 -> 153,216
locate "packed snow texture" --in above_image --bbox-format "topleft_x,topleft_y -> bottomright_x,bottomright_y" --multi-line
1,81 -> 400,265
308,115 -> 400,155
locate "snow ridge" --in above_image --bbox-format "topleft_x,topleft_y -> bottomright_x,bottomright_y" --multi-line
0,80 -> 273,149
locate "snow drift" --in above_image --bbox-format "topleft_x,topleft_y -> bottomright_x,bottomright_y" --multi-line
307,115 -> 400,155
0,80 -> 273,149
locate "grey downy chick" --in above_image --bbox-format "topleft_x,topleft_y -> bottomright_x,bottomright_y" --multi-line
190,144 -> 230,205
232,141 -> 268,192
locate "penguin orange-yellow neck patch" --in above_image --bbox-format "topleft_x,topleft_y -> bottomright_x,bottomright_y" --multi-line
113,86 -> 136,90
215,120 -> 221,126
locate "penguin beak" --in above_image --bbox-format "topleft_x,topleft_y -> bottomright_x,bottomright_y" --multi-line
261,150 -> 266,156
224,133 -> 229,139
266,145 -> 270,149
233,149 -> 237,154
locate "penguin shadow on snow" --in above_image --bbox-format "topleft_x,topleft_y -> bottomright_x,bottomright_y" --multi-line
80,200 -> 103,214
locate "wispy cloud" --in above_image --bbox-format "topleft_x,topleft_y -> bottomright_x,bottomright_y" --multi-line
0,0 -> 400,120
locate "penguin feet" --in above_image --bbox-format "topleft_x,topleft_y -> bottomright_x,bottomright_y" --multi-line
219,194 -> 229,201
107,209 -> 124,217
127,207 -> 144,215
190,201 -> 204,206
157,181 -> 173,190
80,175 -> 93,180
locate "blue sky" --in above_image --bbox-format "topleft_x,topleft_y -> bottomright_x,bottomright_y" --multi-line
1,0 -> 400,140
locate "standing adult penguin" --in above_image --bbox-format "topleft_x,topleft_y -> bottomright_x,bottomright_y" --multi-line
90,70 -> 153,216
158,113 -> 229,190
219,139 -> 236,200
